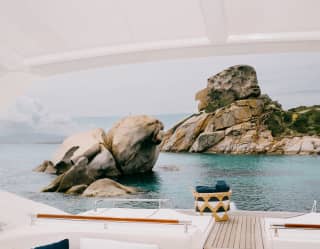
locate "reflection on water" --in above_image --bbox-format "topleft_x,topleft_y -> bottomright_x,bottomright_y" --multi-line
0,144 -> 320,213
118,172 -> 161,192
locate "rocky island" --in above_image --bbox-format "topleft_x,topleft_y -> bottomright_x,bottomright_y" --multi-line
34,115 -> 164,196
161,65 -> 320,155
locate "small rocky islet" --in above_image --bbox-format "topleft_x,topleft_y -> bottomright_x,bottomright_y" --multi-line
161,65 -> 320,155
35,115 -> 164,197
35,65 -> 320,197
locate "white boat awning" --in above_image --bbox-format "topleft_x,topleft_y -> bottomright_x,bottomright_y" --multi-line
2,0 -> 320,75
1,0 -> 320,111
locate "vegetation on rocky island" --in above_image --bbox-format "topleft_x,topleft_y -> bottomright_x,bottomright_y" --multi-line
162,65 -> 320,155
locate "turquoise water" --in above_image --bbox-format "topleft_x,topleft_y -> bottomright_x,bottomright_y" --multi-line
0,143 -> 319,214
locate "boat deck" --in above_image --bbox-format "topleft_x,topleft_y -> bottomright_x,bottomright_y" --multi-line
204,211 -> 301,249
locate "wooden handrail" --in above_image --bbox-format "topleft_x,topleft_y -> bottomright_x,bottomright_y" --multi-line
284,223 -> 320,229
36,213 -> 184,224
273,223 -> 320,229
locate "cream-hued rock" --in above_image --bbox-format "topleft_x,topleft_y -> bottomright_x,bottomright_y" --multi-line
162,64 -> 320,155
82,178 -> 136,197
282,137 -> 303,155
271,136 -> 320,155
206,131 -> 265,154
37,115 -> 163,195
254,130 -> 274,153
214,99 -> 264,130
43,149 -> 120,193
56,157 -> 94,193
204,133 -> 320,155
87,148 -> 120,178
41,173 -> 65,192
65,184 -> 88,195
42,148 -> 120,193
300,136 -> 320,154
204,122 -> 274,154
105,115 -> 164,174
33,160 -> 56,174
195,65 -> 260,112
225,122 -> 254,136
161,113 -> 212,152
52,128 -> 107,165
190,131 -> 225,152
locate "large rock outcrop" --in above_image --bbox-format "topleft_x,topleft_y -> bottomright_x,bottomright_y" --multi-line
195,65 -> 260,112
162,65 -> 320,155
105,115 -> 164,174
37,115 -> 164,196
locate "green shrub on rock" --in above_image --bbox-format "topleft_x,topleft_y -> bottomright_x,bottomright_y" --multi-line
283,111 -> 293,123
263,110 -> 286,137
287,107 -> 320,135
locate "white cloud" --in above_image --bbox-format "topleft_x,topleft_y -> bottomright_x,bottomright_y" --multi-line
6,96 -> 77,135
0,97 -> 79,143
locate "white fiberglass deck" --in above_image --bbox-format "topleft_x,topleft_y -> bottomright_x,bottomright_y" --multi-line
265,213 -> 320,249
0,191 -> 314,249
0,208 -> 214,249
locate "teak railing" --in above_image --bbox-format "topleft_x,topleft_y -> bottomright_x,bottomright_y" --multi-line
36,213 -> 185,224
35,213 -> 192,233
273,223 -> 320,229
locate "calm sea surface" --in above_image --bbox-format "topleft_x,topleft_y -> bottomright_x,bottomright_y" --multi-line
0,114 -> 320,213
0,143 -> 320,214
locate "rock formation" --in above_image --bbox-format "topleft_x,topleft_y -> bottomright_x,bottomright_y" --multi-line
162,65 -> 320,155
33,160 -> 56,174
104,115 -> 164,174
82,178 -> 137,197
36,115 -> 164,196
195,65 -> 260,112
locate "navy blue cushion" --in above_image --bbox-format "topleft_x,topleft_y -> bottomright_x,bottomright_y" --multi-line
196,181 -> 230,193
34,239 -> 69,249
195,186 -> 216,193
215,180 -> 230,192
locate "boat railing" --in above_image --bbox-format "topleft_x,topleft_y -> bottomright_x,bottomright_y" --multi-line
311,200 -> 317,213
31,213 -> 192,233
94,198 -> 172,211
270,200 -> 319,237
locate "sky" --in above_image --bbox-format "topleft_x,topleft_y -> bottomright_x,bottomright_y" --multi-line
15,52 -> 320,117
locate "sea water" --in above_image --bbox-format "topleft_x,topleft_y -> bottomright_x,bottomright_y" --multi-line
0,143 -> 320,214
0,114 -> 319,213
